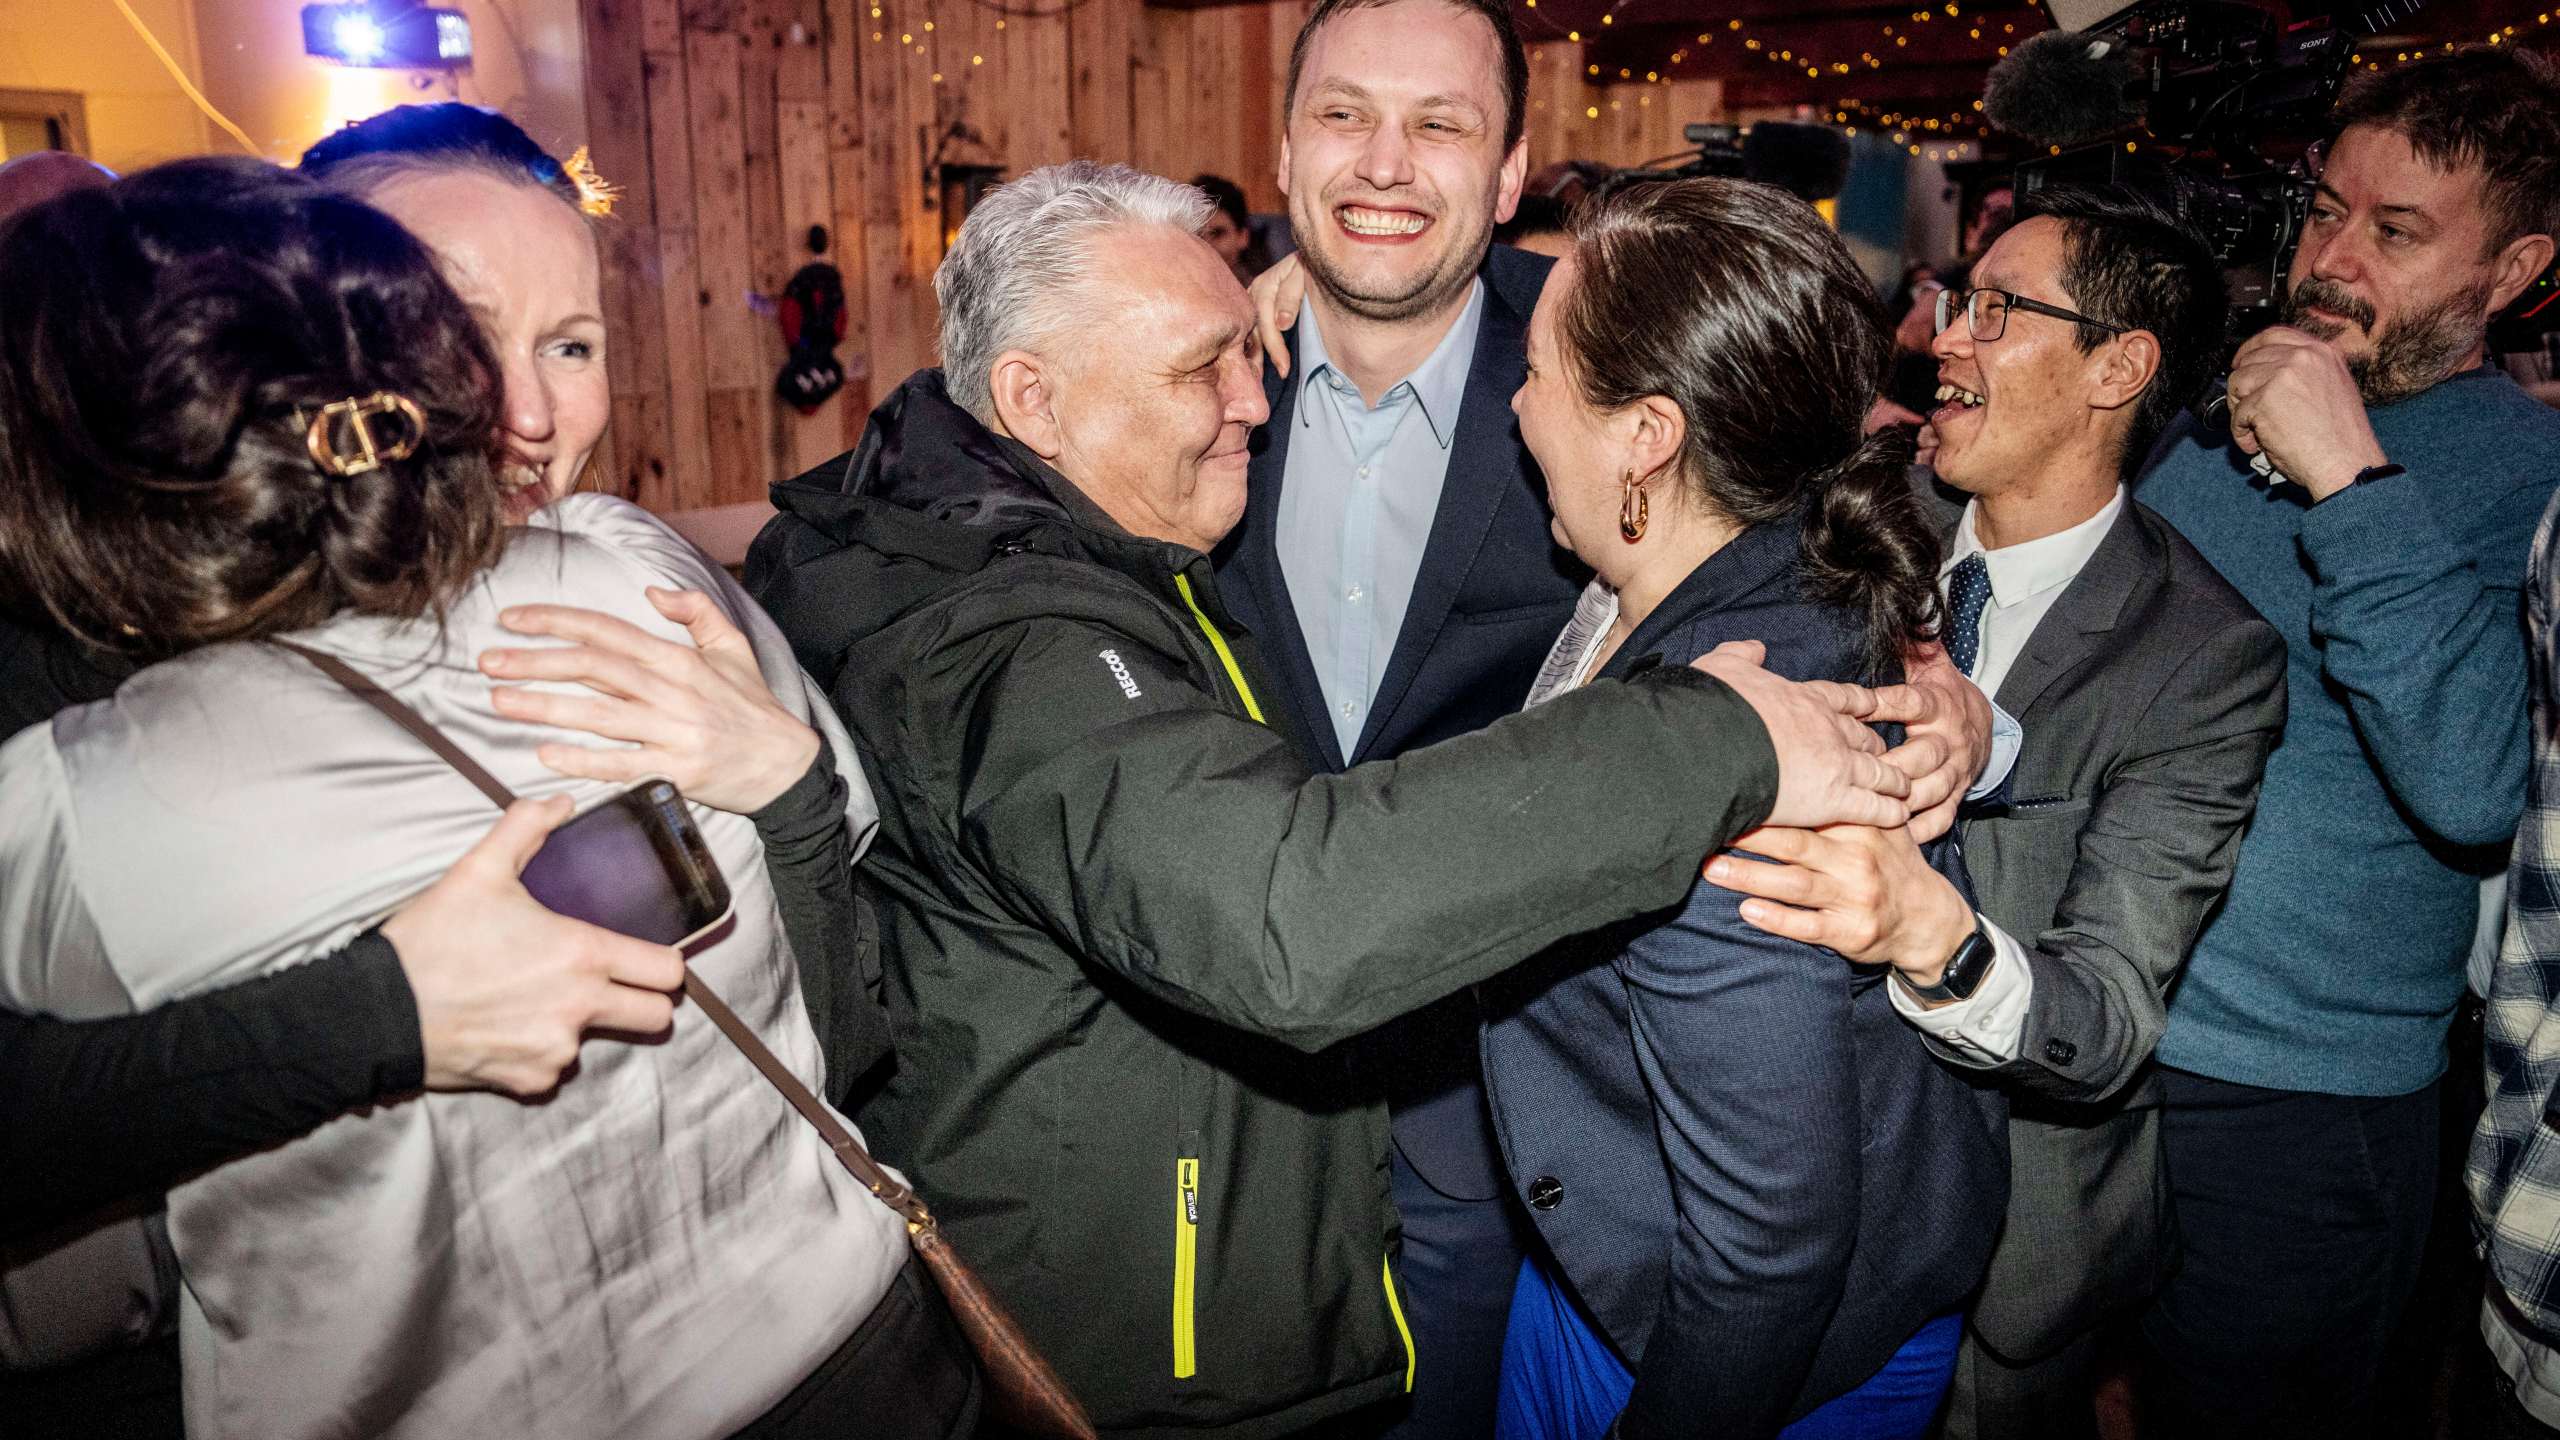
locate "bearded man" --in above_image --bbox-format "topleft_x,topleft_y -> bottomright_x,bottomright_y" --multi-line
2127,45 -> 2560,1440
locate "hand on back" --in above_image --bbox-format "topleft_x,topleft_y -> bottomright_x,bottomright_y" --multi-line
480,587 -> 821,815
1690,640 -> 1942,831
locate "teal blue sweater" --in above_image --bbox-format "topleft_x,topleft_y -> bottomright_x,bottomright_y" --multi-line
2137,368 -> 2560,1097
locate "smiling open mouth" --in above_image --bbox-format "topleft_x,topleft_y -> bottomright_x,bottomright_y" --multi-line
499,462 -> 553,518
1337,204 -> 1429,237
1934,382 -> 1985,409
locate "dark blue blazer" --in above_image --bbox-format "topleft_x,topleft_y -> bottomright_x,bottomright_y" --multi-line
1478,516 -> 2010,1439
1211,245 -> 1587,1200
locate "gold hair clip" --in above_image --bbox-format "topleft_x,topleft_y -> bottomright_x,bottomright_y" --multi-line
563,146 -> 619,218
299,392 -> 428,477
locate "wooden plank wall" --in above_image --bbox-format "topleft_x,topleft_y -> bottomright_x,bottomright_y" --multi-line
575,0 -> 1724,511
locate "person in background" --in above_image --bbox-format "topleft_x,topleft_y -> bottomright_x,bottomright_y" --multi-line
1482,176 -> 2007,1440
1710,186 -> 2287,1440
2130,46 -> 2560,1438
1191,172 -> 1269,283
0,151 -> 108,234
1523,158 -> 1610,216
1941,182 -> 2016,293
0,155 -> 971,1440
1883,261 -> 1948,422
0,151 -> 131,733
2477,493 -> 2560,1440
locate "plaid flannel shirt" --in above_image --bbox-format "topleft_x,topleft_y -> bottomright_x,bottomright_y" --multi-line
2473,485 -> 2560,1342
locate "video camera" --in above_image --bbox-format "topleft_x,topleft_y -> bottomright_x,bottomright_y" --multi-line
1988,0 -> 2411,338
1612,121 -> 1855,204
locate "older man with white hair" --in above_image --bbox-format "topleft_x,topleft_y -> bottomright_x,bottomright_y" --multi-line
746,160 -> 1962,1436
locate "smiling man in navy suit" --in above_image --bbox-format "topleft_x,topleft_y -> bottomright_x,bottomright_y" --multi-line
1214,4 -> 1578,1433
1218,3 -> 1996,1433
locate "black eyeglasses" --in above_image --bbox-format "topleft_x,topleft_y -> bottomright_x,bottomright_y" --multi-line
1935,286 -> 2129,343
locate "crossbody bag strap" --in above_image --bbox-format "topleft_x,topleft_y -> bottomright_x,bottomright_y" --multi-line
673,969 -> 928,1225
270,639 -> 932,1230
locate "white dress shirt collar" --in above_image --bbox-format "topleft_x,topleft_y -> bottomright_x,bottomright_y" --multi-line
1292,280 -> 1486,449
1943,484 -> 2128,608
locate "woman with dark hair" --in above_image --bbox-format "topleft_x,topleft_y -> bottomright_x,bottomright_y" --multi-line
0,158 -> 973,1439
0,104 -> 880,1261
1480,177 -> 2009,1440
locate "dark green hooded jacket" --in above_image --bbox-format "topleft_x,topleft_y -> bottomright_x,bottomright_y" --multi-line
746,371 -> 1786,1437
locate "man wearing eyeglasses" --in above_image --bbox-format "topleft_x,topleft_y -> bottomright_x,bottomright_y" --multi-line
2111,49 -> 2560,1439
1706,185 -> 2285,1439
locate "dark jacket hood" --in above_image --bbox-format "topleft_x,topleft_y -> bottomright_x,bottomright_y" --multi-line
749,368 -> 1193,681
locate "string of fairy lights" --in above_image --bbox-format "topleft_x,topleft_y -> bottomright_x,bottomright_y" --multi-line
1521,3 -> 2554,151
1518,0 -> 2023,147
861,0 -> 1053,88
851,0 -> 2545,144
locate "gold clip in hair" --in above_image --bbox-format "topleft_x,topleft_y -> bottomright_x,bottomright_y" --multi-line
563,146 -> 619,218
300,392 -> 428,477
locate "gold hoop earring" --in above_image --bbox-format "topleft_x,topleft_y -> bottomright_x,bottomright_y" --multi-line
1619,470 -> 1648,543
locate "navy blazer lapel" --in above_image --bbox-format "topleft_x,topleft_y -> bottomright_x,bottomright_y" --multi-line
1349,276 -> 1535,761
1232,333 -> 1347,770
1992,502 -> 2158,721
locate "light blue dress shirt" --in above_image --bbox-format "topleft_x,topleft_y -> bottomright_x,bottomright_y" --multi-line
1276,280 -> 1489,759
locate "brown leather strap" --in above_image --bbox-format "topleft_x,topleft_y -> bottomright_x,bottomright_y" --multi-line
273,639 -> 930,1228
677,969 -> 927,1225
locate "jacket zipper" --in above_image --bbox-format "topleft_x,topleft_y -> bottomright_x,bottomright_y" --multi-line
1171,573 -> 1266,725
1173,1146 -> 1202,1379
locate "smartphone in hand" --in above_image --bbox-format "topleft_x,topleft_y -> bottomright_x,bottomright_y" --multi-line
519,780 -> 733,951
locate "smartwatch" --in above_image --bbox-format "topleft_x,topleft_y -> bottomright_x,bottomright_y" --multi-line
1902,921 -> 1997,1004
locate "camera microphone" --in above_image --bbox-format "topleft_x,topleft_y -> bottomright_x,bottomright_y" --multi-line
1982,29 -> 2147,149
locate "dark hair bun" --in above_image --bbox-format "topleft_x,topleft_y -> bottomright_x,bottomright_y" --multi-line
0,155 -> 504,655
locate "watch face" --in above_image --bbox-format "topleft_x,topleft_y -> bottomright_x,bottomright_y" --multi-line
1942,929 -> 1995,1000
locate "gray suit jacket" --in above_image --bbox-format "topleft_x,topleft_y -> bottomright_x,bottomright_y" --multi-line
1932,486 -> 2286,1361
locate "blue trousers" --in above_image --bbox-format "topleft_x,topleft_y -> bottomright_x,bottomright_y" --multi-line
1495,1256 -> 1961,1440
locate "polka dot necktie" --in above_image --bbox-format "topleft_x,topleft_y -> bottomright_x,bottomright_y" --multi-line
1946,552 -> 1993,680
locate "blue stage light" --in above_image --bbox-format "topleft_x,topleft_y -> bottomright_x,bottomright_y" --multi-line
301,4 -> 471,70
